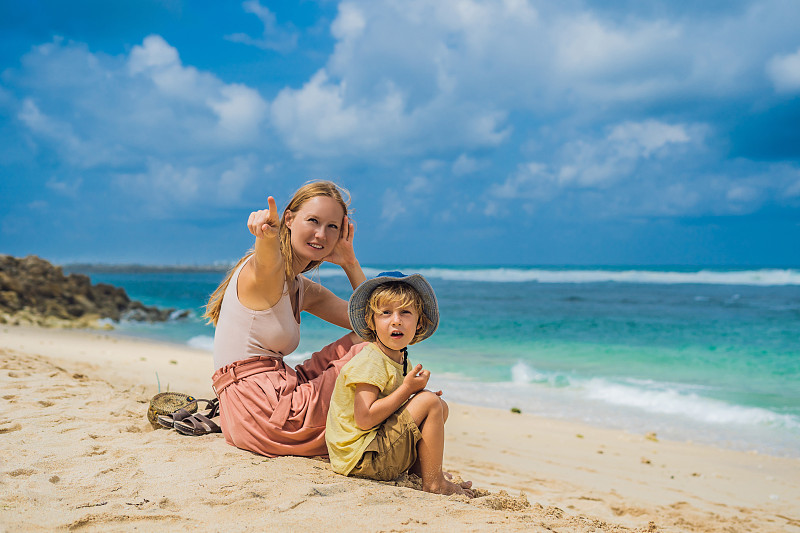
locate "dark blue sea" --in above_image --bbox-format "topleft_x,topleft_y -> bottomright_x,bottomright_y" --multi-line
72,265 -> 800,458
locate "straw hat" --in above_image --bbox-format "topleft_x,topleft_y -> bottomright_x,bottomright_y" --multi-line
147,392 -> 197,429
348,271 -> 439,343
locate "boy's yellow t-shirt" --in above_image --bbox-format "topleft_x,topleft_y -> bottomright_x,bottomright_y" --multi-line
325,343 -> 408,475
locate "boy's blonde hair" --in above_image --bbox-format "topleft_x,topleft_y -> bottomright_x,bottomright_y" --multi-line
364,282 -> 433,345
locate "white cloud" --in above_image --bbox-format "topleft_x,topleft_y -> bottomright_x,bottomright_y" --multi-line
218,155 -> 258,205
766,48 -> 800,92
128,35 -> 270,138
226,0 -> 298,53
332,3 -> 367,40
8,1 -> 800,233
271,70 -> 385,154
486,119 -> 729,217
207,84 -> 268,140
483,200 -> 500,217
18,98 -> 81,153
607,121 -> 692,158
127,35 -> 218,106
272,69 -> 509,157
380,188 -> 407,222
494,158 -> 800,219
555,15 -> 681,78
727,185 -> 758,203
406,175 -> 429,193
128,34 -> 179,74
785,178 -> 800,198
114,159 -> 203,215
490,162 -> 557,202
46,176 -> 83,197
18,35 -> 270,158
556,120 -> 698,187
271,66 -> 510,156
13,35 -> 271,213
269,0 -> 752,160
271,1 -> 539,157
375,174 -> 436,223
642,182 -> 702,216
421,159 -> 444,172
452,153 -> 479,175
319,0 -> 757,119
18,98 -> 124,168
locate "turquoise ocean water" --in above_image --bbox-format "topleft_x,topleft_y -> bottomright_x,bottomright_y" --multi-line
72,266 -> 800,458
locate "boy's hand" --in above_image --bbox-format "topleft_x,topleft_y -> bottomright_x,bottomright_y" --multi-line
403,364 -> 430,393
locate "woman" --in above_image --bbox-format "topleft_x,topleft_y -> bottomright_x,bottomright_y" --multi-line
204,181 -> 367,457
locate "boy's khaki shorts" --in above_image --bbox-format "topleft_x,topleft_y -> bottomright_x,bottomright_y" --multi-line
350,408 -> 421,481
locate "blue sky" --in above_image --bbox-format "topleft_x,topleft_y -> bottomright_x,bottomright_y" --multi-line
2,0 -> 799,266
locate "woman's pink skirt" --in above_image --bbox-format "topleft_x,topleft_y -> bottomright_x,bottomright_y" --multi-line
212,334 -> 366,457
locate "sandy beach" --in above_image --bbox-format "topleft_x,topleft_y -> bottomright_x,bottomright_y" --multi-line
1,324 -> 798,532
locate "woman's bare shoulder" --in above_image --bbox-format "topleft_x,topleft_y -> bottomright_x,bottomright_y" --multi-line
238,257 -> 287,311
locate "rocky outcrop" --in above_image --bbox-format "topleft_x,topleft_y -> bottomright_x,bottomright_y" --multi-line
0,255 -> 183,328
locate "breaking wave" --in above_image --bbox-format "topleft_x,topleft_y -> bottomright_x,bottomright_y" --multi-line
318,267 -> 800,286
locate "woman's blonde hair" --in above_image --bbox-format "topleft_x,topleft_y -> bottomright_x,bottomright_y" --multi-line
203,180 -> 350,326
364,282 -> 433,345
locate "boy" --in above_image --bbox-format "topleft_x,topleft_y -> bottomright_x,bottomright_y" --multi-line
326,271 -> 472,496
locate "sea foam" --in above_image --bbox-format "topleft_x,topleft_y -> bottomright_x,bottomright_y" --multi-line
283,351 -> 313,367
184,338 -> 314,365
426,369 -> 800,457
187,335 -> 214,352
509,363 -> 799,430
511,361 -> 570,387
581,378 -> 799,429
317,267 -> 800,286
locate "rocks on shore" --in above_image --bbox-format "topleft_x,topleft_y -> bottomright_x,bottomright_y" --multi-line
0,255 -> 187,328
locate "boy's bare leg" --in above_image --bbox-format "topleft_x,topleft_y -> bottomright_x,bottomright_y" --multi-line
404,392 -> 473,497
434,398 -> 463,483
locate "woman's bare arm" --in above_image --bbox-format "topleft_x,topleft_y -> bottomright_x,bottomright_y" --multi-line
323,215 -> 366,290
302,281 -> 351,329
301,214 -> 366,327
238,196 -> 286,310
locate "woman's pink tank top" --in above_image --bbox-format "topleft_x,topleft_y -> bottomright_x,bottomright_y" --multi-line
213,258 -> 306,370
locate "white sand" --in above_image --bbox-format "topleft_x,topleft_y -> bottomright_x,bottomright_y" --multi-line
1,325 -> 799,532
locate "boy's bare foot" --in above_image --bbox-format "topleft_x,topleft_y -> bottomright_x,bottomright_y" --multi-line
443,471 -> 473,491
424,477 -> 475,498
